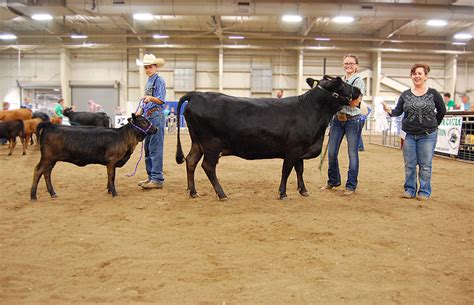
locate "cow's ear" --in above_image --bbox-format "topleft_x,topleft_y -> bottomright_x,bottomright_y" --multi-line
131,113 -> 136,120
306,78 -> 315,88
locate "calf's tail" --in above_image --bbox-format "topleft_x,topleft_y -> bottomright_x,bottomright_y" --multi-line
176,93 -> 193,164
36,122 -> 53,146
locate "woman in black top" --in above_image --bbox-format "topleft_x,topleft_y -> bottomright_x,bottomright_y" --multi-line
384,63 -> 446,201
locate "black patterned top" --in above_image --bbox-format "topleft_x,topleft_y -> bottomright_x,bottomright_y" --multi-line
391,88 -> 446,135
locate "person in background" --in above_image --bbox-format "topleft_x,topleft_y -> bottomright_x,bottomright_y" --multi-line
276,89 -> 284,99
22,97 -> 33,109
88,99 -> 102,112
443,93 -> 455,111
358,103 -> 371,151
54,99 -> 65,119
321,54 -> 366,196
461,94 -> 471,111
383,63 -> 446,201
135,54 -> 167,189
1,101 -> 10,144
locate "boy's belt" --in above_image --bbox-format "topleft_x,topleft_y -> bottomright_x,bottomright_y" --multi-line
147,108 -> 160,116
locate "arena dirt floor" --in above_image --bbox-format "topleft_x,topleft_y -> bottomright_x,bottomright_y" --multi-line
0,134 -> 472,304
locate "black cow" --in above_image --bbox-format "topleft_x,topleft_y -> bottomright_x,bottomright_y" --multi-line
175,75 -> 362,200
63,107 -> 111,127
32,111 -> 50,122
0,120 -> 26,156
31,114 -> 157,200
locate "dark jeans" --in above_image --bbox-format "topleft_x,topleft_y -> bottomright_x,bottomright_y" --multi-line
403,131 -> 438,198
327,117 -> 360,191
144,113 -> 166,182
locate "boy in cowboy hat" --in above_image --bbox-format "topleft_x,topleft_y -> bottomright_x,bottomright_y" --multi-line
136,54 -> 167,189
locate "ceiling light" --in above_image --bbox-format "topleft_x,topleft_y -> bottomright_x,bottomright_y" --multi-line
390,40 -> 403,43
332,16 -> 354,24
452,42 -> 466,46
229,35 -> 245,39
282,15 -> 303,23
153,34 -> 169,39
133,13 -> 153,21
32,14 -> 53,21
454,33 -> 472,40
0,33 -> 17,40
426,19 -> 447,27
70,34 -> 88,39
315,37 -> 330,41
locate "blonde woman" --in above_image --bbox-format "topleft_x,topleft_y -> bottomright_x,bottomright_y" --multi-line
321,54 -> 366,195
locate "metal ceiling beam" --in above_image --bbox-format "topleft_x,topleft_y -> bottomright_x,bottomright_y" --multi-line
298,17 -> 317,45
6,6 -> 64,41
118,15 -> 143,42
211,16 -> 223,43
1,42 -> 471,56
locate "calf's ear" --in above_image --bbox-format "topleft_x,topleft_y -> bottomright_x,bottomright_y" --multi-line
131,113 -> 136,119
306,78 -> 315,88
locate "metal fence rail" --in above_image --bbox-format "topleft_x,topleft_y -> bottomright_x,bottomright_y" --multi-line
367,113 -> 474,162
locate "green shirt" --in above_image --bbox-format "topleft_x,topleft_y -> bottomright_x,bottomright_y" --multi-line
54,103 -> 64,118
447,99 -> 455,110
340,74 -> 366,116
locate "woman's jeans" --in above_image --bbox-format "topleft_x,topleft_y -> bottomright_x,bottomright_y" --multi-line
403,131 -> 438,198
327,117 -> 360,191
144,113 -> 166,182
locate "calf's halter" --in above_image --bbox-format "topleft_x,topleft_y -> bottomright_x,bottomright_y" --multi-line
316,84 -> 354,103
130,118 -> 153,135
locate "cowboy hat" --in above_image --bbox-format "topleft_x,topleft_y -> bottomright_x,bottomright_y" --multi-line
136,54 -> 165,67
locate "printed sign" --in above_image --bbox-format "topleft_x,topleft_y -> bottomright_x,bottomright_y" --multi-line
115,115 -> 127,128
435,116 -> 463,155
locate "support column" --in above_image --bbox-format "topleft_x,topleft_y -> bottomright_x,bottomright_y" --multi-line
219,47 -> 224,93
60,49 -> 71,106
138,48 -> 146,96
444,55 -> 457,98
371,50 -> 382,99
297,50 -> 303,95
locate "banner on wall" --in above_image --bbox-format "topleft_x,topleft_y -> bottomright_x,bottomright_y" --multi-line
435,116 -> 463,155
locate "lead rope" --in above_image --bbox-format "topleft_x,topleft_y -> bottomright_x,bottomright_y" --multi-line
126,99 -> 146,177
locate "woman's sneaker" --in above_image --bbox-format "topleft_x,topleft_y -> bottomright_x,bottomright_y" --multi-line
320,184 -> 336,190
402,192 -> 415,199
138,179 -> 150,186
142,180 -> 164,189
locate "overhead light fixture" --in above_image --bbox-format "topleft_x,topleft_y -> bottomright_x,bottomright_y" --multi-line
390,40 -> 403,43
0,33 -> 17,40
153,34 -> 169,39
426,19 -> 447,27
332,16 -> 354,24
452,42 -> 466,46
70,34 -> 88,39
133,13 -> 153,21
32,14 -> 53,21
453,33 -> 472,40
282,15 -> 303,23
229,35 -> 245,39
315,37 -> 330,41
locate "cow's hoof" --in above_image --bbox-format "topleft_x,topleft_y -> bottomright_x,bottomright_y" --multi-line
279,194 -> 288,200
31,197 -> 37,201
50,194 -> 57,198
219,196 -> 229,201
8,153 -> 12,156
189,192 -> 200,198
22,152 -> 26,155
300,191 -> 310,197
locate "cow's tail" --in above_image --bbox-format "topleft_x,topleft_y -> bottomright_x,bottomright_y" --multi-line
176,92 -> 193,164
17,119 -> 25,141
36,122 -> 53,146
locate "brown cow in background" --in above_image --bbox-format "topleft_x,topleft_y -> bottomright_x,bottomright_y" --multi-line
23,118 -> 43,147
0,108 -> 33,121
